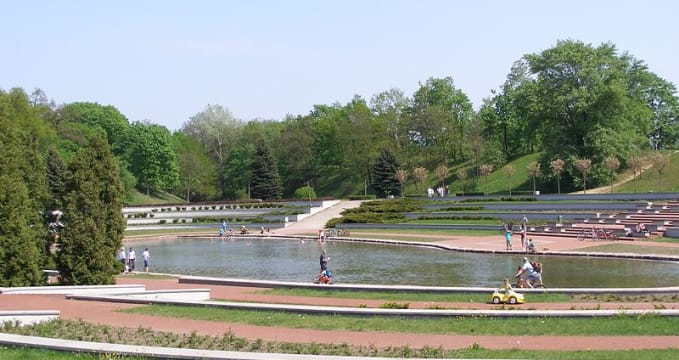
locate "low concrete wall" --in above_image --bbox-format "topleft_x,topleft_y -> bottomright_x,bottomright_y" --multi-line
0,284 -> 145,295
0,332 -> 377,360
0,311 -> 59,326
69,289 -> 211,302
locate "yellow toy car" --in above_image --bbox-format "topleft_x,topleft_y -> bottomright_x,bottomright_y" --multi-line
490,288 -> 525,304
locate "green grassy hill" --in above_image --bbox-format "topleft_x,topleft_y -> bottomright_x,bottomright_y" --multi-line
125,188 -> 187,206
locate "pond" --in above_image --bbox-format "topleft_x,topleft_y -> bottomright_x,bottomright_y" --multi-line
129,236 -> 679,288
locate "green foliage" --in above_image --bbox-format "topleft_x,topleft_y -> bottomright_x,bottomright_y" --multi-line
327,199 -> 421,227
372,148 -> 401,197
125,122 -> 179,193
293,185 -> 316,199
57,133 -> 125,284
250,139 -> 283,200
0,88 -> 49,286
59,102 -> 130,156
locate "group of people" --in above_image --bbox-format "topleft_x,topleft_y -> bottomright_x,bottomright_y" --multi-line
514,256 -> 543,288
426,186 -> 449,198
503,215 -> 535,252
315,249 -> 332,284
118,246 -> 151,273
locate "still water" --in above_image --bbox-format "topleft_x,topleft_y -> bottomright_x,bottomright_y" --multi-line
131,236 -> 679,288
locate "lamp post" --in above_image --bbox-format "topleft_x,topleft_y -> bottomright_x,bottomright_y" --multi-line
307,180 -> 312,213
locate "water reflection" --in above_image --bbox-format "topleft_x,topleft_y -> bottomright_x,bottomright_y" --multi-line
131,237 -> 679,288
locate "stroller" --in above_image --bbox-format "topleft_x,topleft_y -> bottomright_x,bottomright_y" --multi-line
314,269 -> 332,284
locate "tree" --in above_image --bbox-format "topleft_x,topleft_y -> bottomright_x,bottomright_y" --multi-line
520,40 -> 664,189
412,166 -> 429,192
0,88 -> 50,286
183,104 -> 242,198
409,77 -> 474,163
126,122 -> 180,195
59,102 -> 130,156
603,157 -> 620,193
57,133 -> 125,285
456,168 -> 468,196
574,159 -> 592,194
479,164 -> 493,195
395,168 -> 408,197
550,159 -> 565,194
173,133 -> 216,202
372,148 -> 401,198
628,155 -> 644,193
294,185 -> 316,200
250,139 -> 283,200
526,161 -> 541,194
502,164 -> 515,196
649,152 -> 670,191
435,164 -> 449,193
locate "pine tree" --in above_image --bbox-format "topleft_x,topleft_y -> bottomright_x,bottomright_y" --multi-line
250,139 -> 282,200
0,89 -> 49,286
372,148 -> 401,198
57,133 -> 125,284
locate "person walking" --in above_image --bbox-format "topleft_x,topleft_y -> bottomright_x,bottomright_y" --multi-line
118,247 -> 127,273
142,248 -> 151,273
128,247 -> 136,273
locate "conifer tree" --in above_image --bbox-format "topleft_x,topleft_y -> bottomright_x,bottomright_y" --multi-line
250,139 -> 282,200
372,148 -> 401,197
0,89 -> 49,286
57,133 -> 125,284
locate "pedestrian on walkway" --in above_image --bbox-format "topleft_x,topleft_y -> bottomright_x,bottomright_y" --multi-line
504,223 -> 513,250
128,247 -> 136,272
142,248 -> 151,273
118,247 -> 127,273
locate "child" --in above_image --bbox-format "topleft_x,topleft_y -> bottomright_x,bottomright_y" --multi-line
503,277 -> 512,291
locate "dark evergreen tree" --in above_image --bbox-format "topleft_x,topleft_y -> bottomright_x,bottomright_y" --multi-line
250,139 -> 282,200
0,89 -> 49,286
57,133 -> 125,284
372,148 -> 401,198
46,146 -> 68,211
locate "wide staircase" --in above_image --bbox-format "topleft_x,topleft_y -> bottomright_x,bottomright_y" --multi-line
527,201 -> 679,241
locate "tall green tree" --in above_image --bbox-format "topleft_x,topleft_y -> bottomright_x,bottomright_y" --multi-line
183,104 -> 242,198
409,77 -> 474,164
126,122 -> 179,194
0,88 -> 50,286
57,133 -> 125,285
524,40 -> 654,188
59,102 -> 130,156
372,148 -> 401,197
250,139 -> 282,201
173,132 -> 216,202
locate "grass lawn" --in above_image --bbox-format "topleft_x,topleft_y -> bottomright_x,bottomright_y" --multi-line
122,305 -> 679,336
253,288 -> 574,303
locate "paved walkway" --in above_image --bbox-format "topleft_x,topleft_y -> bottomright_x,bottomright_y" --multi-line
2,200 -> 679,352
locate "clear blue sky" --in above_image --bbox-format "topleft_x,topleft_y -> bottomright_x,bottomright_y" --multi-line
2,0 -> 677,131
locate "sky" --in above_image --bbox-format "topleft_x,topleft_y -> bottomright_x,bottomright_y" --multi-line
2,0 -> 678,131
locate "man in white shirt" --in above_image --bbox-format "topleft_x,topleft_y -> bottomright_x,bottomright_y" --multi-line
142,248 -> 151,273
128,247 -> 136,272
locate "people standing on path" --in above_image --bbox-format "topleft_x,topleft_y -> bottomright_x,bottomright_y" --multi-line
118,247 -> 127,273
142,247 -> 151,273
128,247 -> 136,273
519,221 -> 527,249
320,249 -> 330,271
503,223 -> 513,250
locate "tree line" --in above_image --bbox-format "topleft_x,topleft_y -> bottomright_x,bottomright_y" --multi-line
1,39 -> 678,285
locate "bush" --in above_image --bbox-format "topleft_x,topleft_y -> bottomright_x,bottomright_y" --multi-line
348,195 -> 376,200
294,186 -> 317,199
